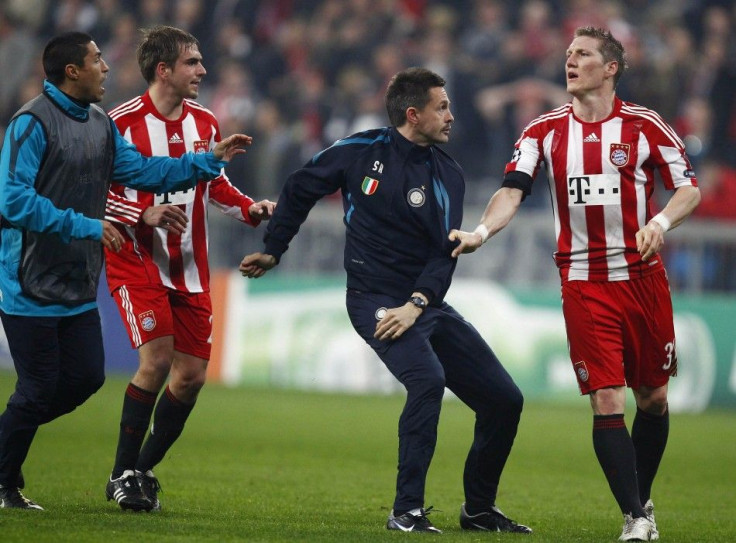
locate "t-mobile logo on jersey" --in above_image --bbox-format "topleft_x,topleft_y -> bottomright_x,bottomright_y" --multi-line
156,186 -> 196,206
567,174 -> 621,206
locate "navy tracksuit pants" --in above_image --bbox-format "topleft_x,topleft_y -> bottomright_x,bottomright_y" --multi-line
0,309 -> 106,487
346,290 -> 523,513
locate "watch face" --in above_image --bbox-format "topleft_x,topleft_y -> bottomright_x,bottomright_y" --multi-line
411,296 -> 426,308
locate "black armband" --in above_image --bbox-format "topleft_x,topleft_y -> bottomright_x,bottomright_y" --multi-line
502,171 -> 533,201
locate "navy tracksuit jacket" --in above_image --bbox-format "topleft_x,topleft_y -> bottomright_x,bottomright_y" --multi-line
264,126 -> 523,512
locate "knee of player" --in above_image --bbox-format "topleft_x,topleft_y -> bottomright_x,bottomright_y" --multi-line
636,387 -> 669,415
54,374 -> 105,416
409,373 -> 446,398
590,386 -> 626,415
87,372 -> 106,396
507,386 -> 524,414
493,386 -> 524,419
140,354 -> 174,378
173,370 -> 207,394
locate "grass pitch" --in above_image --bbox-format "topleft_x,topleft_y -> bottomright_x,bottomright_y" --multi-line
0,371 -> 733,542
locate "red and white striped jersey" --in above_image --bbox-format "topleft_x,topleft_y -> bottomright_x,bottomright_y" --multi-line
105,91 -> 258,293
504,97 -> 698,282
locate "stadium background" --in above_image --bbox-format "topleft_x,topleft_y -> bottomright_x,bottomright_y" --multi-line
1,0 -> 735,410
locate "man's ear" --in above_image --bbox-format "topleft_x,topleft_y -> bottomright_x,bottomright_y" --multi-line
155,61 -> 171,80
606,60 -> 618,80
65,64 -> 80,81
405,106 -> 419,125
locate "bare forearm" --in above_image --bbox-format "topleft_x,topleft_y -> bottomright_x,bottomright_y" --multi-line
480,187 -> 524,238
449,186 -> 524,257
652,185 -> 700,231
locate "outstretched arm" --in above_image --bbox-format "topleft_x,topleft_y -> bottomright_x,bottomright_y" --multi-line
449,186 -> 524,258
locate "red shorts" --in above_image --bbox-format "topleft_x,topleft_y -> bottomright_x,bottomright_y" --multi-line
561,269 -> 677,394
112,284 -> 213,360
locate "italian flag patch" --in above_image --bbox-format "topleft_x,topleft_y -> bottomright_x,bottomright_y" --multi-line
362,176 -> 379,195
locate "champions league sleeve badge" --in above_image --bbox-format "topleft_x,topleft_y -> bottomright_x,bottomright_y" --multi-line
407,187 -> 426,207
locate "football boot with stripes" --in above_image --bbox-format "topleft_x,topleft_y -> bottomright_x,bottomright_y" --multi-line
106,470 -> 152,512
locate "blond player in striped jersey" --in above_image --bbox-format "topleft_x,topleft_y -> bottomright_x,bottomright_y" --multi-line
450,26 -> 700,542
103,26 -> 275,512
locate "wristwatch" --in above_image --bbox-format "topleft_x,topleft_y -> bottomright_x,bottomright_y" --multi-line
408,296 -> 427,310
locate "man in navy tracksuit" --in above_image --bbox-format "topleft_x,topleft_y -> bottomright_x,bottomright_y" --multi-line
240,68 -> 531,534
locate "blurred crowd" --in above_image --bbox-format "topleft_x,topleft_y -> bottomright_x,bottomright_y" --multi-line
2,0 -> 736,204
2,0 -> 736,283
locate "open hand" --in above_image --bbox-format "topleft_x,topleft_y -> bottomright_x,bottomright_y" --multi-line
213,134 -> 253,162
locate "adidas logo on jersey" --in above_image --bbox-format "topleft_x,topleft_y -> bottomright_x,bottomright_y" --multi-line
168,133 -> 183,144
583,132 -> 600,143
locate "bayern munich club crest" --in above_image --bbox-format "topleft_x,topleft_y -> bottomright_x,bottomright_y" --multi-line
609,143 -> 630,167
574,360 -> 589,382
139,310 -> 157,332
193,140 -> 209,154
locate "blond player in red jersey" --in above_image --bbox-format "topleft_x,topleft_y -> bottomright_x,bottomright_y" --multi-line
103,26 -> 275,512
449,27 -> 700,542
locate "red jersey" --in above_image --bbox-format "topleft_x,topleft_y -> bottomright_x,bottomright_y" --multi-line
504,97 -> 698,282
105,91 -> 257,293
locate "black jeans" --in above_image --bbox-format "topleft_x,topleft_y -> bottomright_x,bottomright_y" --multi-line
0,309 -> 105,486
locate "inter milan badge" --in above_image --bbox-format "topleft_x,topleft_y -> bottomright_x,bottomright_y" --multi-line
139,310 -> 157,332
574,360 -> 589,383
362,176 -> 379,195
609,143 -> 630,167
407,187 -> 425,207
375,307 -> 387,320
193,140 -> 209,154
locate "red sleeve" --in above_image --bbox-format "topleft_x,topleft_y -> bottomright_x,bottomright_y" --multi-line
208,173 -> 260,227
105,190 -> 146,226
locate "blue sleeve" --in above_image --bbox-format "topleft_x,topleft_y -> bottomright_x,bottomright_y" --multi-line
111,120 -> 227,192
263,144 -> 349,260
414,253 -> 456,304
0,114 -> 102,242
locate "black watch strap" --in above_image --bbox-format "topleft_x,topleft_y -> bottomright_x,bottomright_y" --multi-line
409,296 -> 427,309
